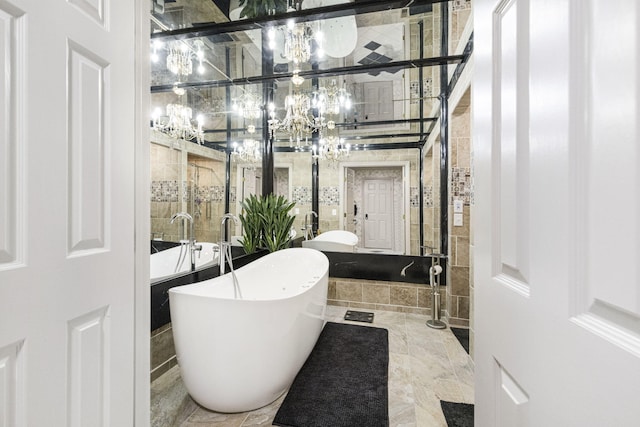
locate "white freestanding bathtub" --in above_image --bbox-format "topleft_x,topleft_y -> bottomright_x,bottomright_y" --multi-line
168,247 -> 329,413
150,242 -> 219,284
302,230 -> 359,252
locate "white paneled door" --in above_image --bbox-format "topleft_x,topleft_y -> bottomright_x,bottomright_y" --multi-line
474,0 -> 640,425
363,179 -> 393,249
0,0 -> 137,426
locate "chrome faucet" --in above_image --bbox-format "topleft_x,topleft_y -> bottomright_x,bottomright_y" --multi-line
219,213 -> 242,299
400,261 -> 415,277
302,211 -> 318,240
170,212 -> 202,271
219,213 -> 240,275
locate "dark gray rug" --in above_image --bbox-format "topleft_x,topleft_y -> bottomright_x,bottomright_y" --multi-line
273,322 -> 389,427
450,327 -> 470,354
440,401 -> 474,427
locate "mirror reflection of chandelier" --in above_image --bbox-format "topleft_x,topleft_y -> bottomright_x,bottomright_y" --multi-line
232,125 -> 262,166
232,90 -> 262,121
268,84 -> 324,147
268,20 -> 324,67
313,120 -> 350,167
312,79 -> 352,116
152,103 -> 204,144
164,39 -> 205,77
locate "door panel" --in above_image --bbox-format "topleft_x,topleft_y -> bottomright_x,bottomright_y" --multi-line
475,0 -> 640,425
0,0 -> 136,425
363,81 -> 394,123
363,179 -> 392,249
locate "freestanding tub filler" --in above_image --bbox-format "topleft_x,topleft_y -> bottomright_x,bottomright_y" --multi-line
168,247 -> 329,412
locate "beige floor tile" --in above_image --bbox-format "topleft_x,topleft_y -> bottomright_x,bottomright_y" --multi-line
415,402 -> 448,427
181,409 -> 246,426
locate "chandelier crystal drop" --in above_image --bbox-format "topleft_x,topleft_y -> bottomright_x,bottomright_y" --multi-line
152,103 -> 204,144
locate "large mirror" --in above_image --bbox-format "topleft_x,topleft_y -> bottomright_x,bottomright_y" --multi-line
149,0 -> 463,281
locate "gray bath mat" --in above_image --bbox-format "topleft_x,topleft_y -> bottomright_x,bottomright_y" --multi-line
273,322 -> 389,427
450,327 -> 470,354
440,400 -> 474,427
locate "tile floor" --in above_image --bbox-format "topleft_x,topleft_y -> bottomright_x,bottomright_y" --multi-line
151,305 -> 474,427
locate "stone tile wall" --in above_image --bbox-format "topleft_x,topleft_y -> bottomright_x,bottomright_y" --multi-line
328,277 -> 442,317
151,138 -> 226,243
446,93 -> 472,328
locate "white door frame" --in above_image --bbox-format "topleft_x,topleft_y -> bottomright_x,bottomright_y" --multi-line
339,161 -> 410,254
134,0 -> 151,425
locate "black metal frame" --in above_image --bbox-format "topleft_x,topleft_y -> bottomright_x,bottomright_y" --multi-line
150,56 -> 465,93
151,0 -> 436,40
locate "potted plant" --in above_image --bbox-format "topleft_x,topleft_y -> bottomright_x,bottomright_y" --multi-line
239,194 -> 296,254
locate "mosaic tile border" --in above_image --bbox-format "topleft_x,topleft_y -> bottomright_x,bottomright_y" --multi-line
152,181 -> 231,204
424,184 -> 434,208
320,186 -> 339,205
410,186 -> 420,208
293,186 -> 312,205
151,180 -> 179,203
410,78 -> 433,105
452,0 -> 472,12
450,167 -> 473,205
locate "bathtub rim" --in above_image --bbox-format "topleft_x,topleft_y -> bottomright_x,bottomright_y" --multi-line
168,247 -> 329,301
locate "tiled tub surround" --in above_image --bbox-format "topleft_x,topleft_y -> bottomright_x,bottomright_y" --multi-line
329,278 -> 436,316
150,306 -> 474,427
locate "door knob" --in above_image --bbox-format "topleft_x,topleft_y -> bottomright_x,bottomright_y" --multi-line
365,213 -> 368,219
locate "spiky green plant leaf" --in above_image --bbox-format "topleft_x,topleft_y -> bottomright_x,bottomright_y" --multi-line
239,194 -> 296,253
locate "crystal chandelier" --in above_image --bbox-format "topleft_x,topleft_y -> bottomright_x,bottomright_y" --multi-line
232,90 -> 262,121
164,39 -> 205,77
152,103 -> 204,144
312,120 -> 350,167
268,78 -> 324,147
232,137 -> 262,166
267,20 -> 324,68
312,80 -> 352,116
